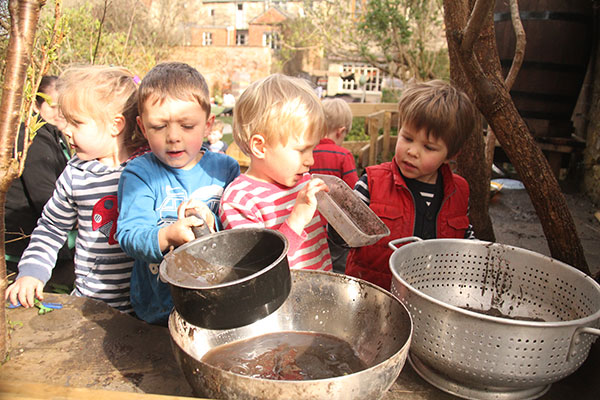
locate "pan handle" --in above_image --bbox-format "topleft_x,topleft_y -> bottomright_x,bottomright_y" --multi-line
567,325 -> 600,361
185,208 -> 212,238
388,236 -> 422,252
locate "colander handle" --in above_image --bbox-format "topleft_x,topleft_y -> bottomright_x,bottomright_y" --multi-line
388,236 -> 422,251
567,326 -> 600,361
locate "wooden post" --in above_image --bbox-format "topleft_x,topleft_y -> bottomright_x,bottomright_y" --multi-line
382,111 -> 392,161
368,116 -> 379,166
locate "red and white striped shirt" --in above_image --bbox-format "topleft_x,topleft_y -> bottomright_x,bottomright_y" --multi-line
220,174 -> 332,271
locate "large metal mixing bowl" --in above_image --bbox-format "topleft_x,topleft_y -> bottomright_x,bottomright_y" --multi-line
169,269 -> 412,400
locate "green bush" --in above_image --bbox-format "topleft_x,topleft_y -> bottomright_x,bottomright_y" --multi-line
346,117 -> 367,141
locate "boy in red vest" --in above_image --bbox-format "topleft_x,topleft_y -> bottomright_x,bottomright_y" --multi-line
346,80 -> 478,290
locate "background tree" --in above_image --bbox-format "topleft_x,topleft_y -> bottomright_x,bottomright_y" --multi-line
300,0 -> 448,81
34,0 -> 186,76
1,0 -> 49,362
443,0 -> 589,274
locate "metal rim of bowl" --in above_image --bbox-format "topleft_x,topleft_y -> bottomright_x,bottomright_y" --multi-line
389,239 -> 600,328
159,227 -> 289,290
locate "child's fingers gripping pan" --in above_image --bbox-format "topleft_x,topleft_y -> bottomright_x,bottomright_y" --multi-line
313,174 -> 390,247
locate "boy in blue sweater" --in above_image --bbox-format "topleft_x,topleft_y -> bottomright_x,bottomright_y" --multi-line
116,62 -> 240,325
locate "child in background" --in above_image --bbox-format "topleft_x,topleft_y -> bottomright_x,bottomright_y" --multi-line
346,80 -> 477,290
310,98 -> 358,188
220,74 -> 332,272
310,98 -> 358,273
116,62 -> 240,325
203,119 -> 228,153
5,66 -> 147,312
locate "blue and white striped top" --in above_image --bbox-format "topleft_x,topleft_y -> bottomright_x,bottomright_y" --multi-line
16,155 -> 134,313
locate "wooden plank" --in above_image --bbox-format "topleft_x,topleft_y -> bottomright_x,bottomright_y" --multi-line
368,116 -> 380,166
382,111 -> 392,161
0,379 -> 201,400
348,103 -> 397,117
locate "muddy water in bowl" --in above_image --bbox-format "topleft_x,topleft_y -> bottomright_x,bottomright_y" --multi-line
165,250 -> 262,287
202,331 -> 367,380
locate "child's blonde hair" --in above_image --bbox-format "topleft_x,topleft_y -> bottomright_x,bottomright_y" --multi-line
233,74 -> 325,155
138,62 -> 211,117
398,80 -> 478,158
322,98 -> 353,135
58,65 -> 145,152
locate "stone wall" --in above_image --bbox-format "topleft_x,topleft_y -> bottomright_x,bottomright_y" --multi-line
167,46 -> 273,96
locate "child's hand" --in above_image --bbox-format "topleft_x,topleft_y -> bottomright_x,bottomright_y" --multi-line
287,177 -> 329,235
5,276 -> 44,308
158,200 -> 215,251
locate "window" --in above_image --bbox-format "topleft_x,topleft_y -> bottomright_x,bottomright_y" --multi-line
236,31 -> 247,46
202,32 -> 213,46
237,3 -> 243,11
209,9 -> 215,17
262,32 -> 280,50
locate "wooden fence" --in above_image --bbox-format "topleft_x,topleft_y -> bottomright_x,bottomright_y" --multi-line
346,103 -> 399,169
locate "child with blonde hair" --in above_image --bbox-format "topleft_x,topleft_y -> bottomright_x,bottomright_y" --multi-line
6,65 -> 147,313
220,74 -> 332,271
310,98 -> 358,188
204,119 -> 228,153
346,80 -> 477,290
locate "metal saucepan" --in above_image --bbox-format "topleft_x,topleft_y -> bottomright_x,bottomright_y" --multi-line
159,213 -> 291,330
389,237 -> 600,400
168,269 -> 413,400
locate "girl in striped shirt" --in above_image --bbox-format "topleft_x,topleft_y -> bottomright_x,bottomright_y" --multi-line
5,66 -> 147,313
220,74 -> 332,271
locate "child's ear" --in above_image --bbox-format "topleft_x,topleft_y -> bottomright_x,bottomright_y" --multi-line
336,127 -> 347,139
205,114 -> 215,136
136,116 -> 148,138
112,114 -> 126,136
249,134 -> 266,159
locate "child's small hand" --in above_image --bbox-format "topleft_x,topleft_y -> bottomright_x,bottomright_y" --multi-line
158,200 -> 215,251
287,177 -> 329,235
5,276 -> 44,308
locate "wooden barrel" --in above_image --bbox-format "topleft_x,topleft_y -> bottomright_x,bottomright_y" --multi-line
494,0 -> 594,138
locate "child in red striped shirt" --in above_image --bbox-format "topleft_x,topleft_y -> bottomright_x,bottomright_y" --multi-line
219,74 -> 332,271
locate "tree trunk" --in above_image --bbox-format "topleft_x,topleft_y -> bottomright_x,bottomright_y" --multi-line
443,0 -> 589,274
0,0 -> 45,362
447,0 -> 496,242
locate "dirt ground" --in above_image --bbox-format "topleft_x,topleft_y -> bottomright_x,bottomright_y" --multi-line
488,185 -> 600,277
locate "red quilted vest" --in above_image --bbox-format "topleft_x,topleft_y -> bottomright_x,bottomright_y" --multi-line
345,161 -> 470,290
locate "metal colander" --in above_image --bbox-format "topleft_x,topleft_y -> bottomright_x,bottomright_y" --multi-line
388,237 -> 600,400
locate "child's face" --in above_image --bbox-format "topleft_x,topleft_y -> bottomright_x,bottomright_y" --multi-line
63,116 -> 115,164
207,129 -> 222,144
138,96 -> 213,170
250,132 -> 319,187
394,123 -> 449,184
35,85 -> 66,130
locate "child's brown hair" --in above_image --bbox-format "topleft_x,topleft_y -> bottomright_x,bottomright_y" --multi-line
233,74 -> 325,156
58,65 -> 146,152
398,80 -> 478,158
137,62 -> 211,118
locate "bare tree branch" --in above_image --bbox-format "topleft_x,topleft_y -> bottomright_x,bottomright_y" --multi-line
462,0 -> 495,53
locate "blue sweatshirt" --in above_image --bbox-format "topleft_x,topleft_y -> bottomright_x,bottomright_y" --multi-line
116,150 -> 240,325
